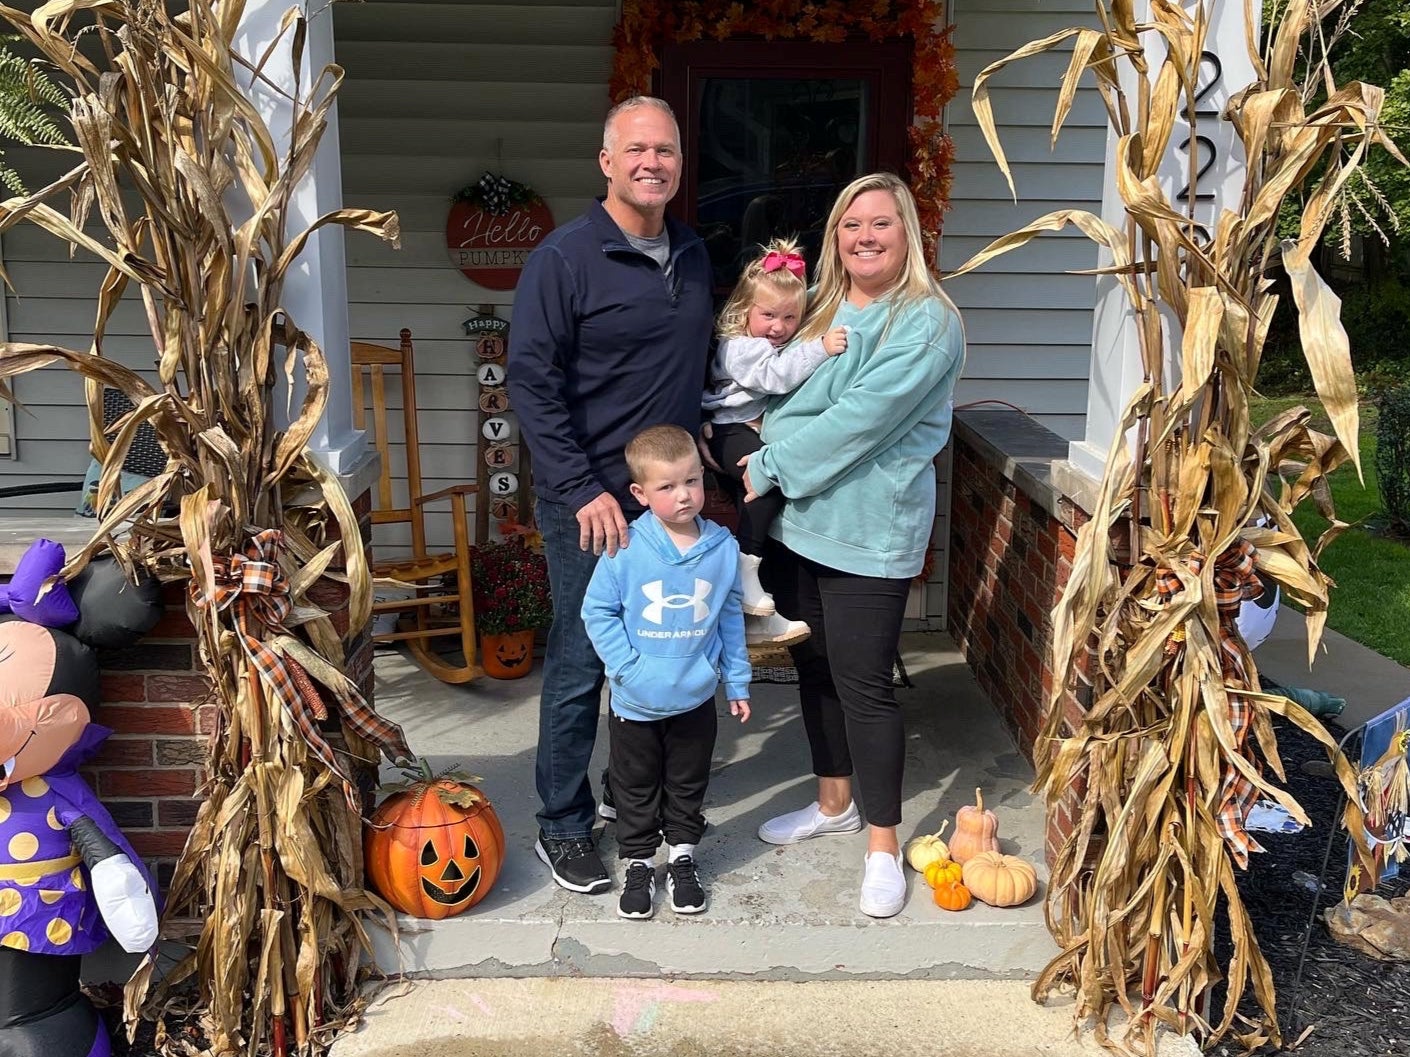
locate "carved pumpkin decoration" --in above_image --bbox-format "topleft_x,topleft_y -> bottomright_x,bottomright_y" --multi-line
961,851 -> 1038,908
949,787 -> 1000,864
481,629 -> 535,679
365,766 -> 505,919
932,879 -> 972,911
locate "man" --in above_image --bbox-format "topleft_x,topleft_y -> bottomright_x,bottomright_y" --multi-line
507,97 -> 714,894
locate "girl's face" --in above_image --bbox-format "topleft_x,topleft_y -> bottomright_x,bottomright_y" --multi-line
745,288 -> 804,347
837,189 -> 907,296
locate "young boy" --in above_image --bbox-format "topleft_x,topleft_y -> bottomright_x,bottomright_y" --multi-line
581,424 -> 751,919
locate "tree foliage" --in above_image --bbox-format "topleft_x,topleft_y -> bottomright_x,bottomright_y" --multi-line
0,35 -> 67,194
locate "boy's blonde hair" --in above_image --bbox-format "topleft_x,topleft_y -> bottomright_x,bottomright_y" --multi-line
796,172 -> 958,342
716,236 -> 809,340
625,424 -> 699,482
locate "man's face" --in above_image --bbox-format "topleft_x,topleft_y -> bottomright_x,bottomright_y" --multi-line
599,107 -> 682,220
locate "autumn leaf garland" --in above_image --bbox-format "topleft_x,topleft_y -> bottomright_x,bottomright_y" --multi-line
609,0 -> 958,262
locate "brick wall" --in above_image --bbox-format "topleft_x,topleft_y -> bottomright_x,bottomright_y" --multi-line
945,412 -> 1093,866
76,487 -> 376,887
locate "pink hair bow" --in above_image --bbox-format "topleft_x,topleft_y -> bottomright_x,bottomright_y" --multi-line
760,250 -> 806,280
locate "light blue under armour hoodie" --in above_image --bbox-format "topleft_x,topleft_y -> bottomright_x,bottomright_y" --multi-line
581,512 -> 751,721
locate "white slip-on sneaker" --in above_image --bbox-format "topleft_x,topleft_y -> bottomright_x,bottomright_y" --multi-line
757,800 -> 863,845
738,553 -> 776,616
745,612 -> 810,647
859,851 -> 906,918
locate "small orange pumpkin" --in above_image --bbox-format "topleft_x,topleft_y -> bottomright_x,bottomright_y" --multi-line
949,786 -> 1000,864
932,879 -> 972,911
923,859 -> 963,888
481,630 -> 535,679
365,764 -> 506,919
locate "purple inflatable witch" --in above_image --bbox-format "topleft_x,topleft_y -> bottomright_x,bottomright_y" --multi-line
0,541 -> 162,1057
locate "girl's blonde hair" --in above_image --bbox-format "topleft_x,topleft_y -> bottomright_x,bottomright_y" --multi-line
716,237 -> 809,339
796,172 -> 957,342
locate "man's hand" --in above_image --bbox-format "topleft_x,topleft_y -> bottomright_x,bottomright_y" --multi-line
823,325 -> 849,356
729,698 -> 751,723
698,422 -> 722,472
576,492 -> 629,556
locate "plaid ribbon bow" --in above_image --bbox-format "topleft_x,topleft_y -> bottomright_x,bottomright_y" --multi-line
201,529 -> 412,803
1155,538 -> 1266,866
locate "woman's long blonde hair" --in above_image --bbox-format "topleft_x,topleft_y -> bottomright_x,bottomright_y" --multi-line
796,172 -> 956,342
716,236 -> 809,339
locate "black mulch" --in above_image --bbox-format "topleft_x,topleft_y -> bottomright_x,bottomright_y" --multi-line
1210,714 -> 1410,1057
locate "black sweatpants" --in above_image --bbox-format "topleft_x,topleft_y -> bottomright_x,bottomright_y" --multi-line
609,699 -> 718,860
763,543 -> 912,827
708,422 -> 785,555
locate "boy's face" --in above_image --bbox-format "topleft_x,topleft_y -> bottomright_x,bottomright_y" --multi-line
629,454 -> 705,529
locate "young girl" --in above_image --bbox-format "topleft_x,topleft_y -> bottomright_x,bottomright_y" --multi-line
702,238 -> 848,645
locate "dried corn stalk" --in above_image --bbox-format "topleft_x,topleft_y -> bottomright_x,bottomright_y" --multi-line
0,2 -> 407,1054
951,0 -> 1406,1051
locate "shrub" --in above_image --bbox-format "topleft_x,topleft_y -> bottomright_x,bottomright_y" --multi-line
1377,386 -> 1410,534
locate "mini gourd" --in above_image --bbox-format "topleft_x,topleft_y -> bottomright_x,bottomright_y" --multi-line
932,879 -> 972,911
962,851 -> 1037,907
904,820 -> 950,872
923,859 -> 963,888
949,787 -> 1000,864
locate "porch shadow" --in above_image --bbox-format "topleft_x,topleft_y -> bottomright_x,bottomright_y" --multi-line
366,630 -> 1058,980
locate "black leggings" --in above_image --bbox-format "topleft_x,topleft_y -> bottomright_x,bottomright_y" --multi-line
708,422 -> 785,555
764,543 -> 911,827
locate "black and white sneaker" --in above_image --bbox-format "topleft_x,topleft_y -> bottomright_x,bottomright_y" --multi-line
666,854 -> 707,914
598,768 -> 617,821
535,831 -> 611,894
617,861 -> 656,919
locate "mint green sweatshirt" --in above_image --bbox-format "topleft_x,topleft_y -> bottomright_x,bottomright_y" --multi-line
746,295 -> 964,578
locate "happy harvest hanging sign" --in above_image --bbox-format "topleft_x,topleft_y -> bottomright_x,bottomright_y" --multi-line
446,172 -> 554,290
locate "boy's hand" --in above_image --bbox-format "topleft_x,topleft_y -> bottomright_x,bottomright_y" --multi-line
823,326 -> 849,356
729,698 -> 751,723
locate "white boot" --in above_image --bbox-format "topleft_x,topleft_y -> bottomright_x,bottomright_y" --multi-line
745,612 -> 810,647
738,553 -> 775,616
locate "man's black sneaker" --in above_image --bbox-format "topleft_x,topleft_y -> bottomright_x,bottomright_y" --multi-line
535,832 -> 611,894
617,861 -> 656,919
666,854 -> 707,914
598,768 -> 617,821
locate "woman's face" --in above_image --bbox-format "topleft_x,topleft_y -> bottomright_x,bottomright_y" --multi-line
836,189 -> 907,295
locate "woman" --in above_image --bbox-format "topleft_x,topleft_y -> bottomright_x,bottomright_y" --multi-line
741,172 -> 965,918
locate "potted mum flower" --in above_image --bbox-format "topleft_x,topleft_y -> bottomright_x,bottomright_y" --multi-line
471,536 -> 552,678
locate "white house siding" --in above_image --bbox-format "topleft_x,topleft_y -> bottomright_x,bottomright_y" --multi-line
940,0 -> 1103,442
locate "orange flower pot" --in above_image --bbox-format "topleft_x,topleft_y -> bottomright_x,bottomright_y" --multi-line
480,629 -> 535,679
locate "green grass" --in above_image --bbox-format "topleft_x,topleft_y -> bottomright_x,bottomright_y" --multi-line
1248,394 -> 1410,666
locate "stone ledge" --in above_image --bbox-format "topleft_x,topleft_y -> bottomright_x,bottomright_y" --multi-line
953,410 -> 1095,526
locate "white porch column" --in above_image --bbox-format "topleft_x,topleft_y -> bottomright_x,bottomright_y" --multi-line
233,0 -> 365,475
1068,1 -> 1260,480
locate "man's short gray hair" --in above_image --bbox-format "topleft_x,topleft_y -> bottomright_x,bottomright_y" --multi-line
602,96 -> 679,152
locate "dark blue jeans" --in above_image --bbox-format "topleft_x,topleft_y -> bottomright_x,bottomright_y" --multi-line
535,497 -> 608,838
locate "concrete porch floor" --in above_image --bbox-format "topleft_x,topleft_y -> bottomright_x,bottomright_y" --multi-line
365,630 -> 1058,980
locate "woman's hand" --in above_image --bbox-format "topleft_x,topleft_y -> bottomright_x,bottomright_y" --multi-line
738,454 -> 758,502
729,698 -> 751,723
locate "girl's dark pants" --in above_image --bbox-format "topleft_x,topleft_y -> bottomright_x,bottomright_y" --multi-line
764,543 -> 912,827
708,422 -> 785,555
609,699 -> 717,860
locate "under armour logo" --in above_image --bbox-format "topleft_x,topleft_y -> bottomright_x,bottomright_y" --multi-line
641,579 -> 712,624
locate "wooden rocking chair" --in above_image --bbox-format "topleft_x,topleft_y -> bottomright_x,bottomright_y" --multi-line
352,329 -> 482,684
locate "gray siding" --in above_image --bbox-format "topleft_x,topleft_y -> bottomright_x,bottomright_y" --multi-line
940,0 -> 1102,442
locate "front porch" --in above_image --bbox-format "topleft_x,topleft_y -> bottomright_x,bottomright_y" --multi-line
365,630 -> 1056,979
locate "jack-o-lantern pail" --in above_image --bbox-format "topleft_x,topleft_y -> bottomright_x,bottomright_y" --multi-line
480,629 -> 535,679
365,778 -> 505,919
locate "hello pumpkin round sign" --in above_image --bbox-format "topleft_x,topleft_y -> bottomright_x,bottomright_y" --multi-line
446,172 -> 553,290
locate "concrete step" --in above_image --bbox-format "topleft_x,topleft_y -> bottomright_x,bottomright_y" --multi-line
329,978 -> 1203,1057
